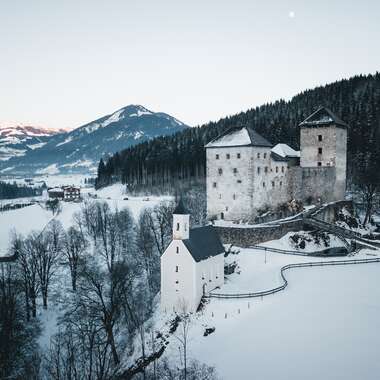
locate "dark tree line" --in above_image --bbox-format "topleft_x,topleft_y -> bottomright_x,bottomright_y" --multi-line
0,181 -> 43,199
96,73 -> 380,191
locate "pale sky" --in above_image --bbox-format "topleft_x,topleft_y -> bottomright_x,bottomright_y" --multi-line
1,0 -> 379,129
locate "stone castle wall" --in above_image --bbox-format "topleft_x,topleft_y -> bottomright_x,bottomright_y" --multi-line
214,200 -> 353,247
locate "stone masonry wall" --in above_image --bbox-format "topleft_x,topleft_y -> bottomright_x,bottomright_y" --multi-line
214,201 -> 353,247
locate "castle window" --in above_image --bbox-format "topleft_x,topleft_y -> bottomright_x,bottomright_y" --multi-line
219,194 -> 222,199
226,206 -> 229,211
318,135 -> 323,142
237,180 -> 242,183
257,167 -> 261,174
276,166 -> 279,173
263,182 -> 266,188
226,153 -> 230,159
318,147 -> 323,154
282,166 -> 285,173
272,181 -> 275,188
280,181 -> 283,186
213,182 -> 217,188
233,168 -> 238,174
176,223 -> 180,231
257,153 -> 261,159
233,194 -> 236,200
318,162 -> 322,167
264,167 -> 268,173
176,246 -> 179,254
237,153 -> 241,159
175,266 -> 179,272
216,154 -> 219,159
175,280 -> 179,284
264,153 -> 267,159
218,168 -> 223,175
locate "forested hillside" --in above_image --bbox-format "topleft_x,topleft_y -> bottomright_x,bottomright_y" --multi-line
96,73 -> 380,190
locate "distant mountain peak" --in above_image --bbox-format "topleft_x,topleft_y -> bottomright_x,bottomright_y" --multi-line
0,105 -> 189,174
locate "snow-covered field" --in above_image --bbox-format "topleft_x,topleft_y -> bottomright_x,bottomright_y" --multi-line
150,245 -> 380,380
0,181 -> 172,255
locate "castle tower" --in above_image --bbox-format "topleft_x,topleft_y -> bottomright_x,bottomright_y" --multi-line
299,107 -> 348,200
172,198 -> 190,240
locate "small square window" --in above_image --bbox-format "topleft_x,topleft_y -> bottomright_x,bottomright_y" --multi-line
237,180 -> 242,183
216,154 -> 219,159
233,194 -> 236,200
263,182 -> 266,188
318,135 -> 322,142
265,167 -> 268,173
237,153 -> 241,159
226,153 -> 230,159
257,153 -> 260,159
272,181 -> 275,188
318,162 -> 322,167
218,168 -> 223,175
318,147 -> 323,154
264,153 -> 267,159
276,166 -> 279,173
175,266 -> 179,272
280,181 -> 283,186
233,168 -> 238,174
282,166 -> 285,173
175,280 -> 179,284
213,182 -> 217,188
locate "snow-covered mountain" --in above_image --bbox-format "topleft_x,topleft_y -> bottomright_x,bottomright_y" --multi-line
0,105 -> 188,175
0,123 -> 67,161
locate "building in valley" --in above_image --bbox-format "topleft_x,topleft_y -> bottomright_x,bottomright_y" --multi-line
63,186 -> 81,201
205,107 -> 348,222
161,199 -> 225,313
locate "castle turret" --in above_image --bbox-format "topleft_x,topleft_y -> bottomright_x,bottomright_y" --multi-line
172,198 -> 190,240
299,107 -> 348,200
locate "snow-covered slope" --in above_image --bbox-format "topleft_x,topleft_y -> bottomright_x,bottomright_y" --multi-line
0,105 -> 188,175
0,123 -> 66,161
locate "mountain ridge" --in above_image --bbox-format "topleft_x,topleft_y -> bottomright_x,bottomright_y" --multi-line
0,105 -> 189,175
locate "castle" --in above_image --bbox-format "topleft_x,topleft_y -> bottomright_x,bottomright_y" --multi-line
206,107 -> 348,222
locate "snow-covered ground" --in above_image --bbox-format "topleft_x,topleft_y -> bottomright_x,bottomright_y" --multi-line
0,182 -> 173,255
148,246 -> 380,380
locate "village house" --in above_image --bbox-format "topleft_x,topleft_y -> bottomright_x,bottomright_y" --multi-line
63,186 -> 81,201
205,107 -> 348,222
161,199 -> 225,313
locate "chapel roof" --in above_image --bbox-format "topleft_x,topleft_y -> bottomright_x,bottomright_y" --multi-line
173,198 -> 189,215
205,126 -> 272,148
299,107 -> 349,128
183,225 -> 225,262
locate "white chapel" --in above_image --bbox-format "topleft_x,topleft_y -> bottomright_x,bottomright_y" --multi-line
160,199 -> 225,313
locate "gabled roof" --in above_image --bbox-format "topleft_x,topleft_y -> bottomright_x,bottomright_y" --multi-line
205,126 -> 272,148
271,143 -> 300,159
183,225 -> 224,262
173,198 -> 189,215
299,107 -> 349,128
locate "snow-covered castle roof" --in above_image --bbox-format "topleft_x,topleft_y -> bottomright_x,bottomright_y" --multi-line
205,126 -> 272,148
271,143 -> 300,159
299,107 -> 348,128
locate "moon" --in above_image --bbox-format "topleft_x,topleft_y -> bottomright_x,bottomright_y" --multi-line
289,11 -> 295,18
